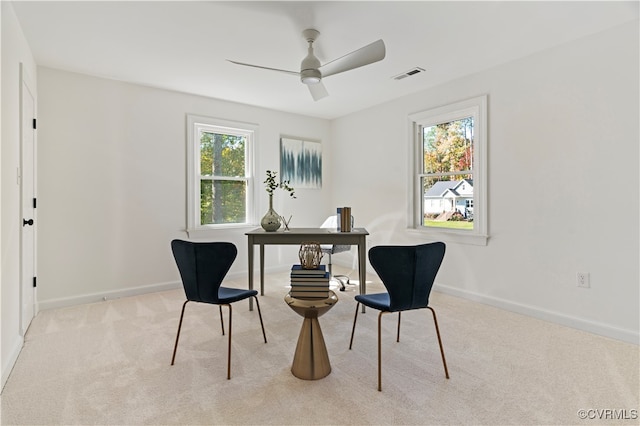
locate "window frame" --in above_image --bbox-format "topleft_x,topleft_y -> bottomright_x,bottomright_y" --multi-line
186,114 -> 258,236
408,95 -> 488,246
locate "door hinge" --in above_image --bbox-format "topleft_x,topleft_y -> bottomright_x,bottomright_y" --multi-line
33,118 -> 37,129
33,198 -> 37,208
33,277 -> 37,288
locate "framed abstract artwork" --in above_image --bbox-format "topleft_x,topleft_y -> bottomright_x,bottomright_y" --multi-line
280,137 -> 322,189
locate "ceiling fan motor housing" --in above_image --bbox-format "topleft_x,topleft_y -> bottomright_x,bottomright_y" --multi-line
301,37 -> 322,84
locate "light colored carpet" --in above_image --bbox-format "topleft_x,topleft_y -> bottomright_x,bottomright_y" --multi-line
1,268 -> 638,425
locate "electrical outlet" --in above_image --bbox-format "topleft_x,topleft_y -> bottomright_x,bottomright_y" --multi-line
577,272 -> 590,288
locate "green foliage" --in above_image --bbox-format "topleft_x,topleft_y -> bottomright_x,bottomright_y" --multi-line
448,211 -> 465,221
264,170 -> 296,198
424,220 -> 473,230
200,132 -> 245,176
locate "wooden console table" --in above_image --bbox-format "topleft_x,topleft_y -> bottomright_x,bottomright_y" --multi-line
246,227 -> 369,309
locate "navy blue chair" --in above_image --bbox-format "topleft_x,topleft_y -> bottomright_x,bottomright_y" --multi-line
170,240 -> 267,379
349,242 -> 449,391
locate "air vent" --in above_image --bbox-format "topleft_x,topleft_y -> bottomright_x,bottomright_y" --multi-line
393,67 -> 425,80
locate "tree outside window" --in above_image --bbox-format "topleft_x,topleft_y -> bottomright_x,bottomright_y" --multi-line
199,132 -> 247,225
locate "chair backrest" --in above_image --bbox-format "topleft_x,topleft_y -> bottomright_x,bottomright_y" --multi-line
171,240 -> 237,303
368,242 -> 445,311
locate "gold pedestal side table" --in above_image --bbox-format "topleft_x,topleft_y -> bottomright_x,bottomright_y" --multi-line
284,290 -> 338,380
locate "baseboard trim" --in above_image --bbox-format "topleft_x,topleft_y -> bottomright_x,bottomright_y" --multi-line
1,335 -> 24,393
36,265 -> 293,312
433,283 -> 639,345
37,281 -> 183,312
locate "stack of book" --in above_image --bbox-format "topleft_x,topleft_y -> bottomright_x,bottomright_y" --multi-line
289,264 -> 330,299
338,206 -> 352,232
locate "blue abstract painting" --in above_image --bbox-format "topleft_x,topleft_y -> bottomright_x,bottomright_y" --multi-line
280,138 -> 322,189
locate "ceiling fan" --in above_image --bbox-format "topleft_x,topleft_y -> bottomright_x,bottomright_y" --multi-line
227,29 -> 386,101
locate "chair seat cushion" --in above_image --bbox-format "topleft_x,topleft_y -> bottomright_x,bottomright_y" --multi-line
354,293 -> 391,311
218,287 -> 258,304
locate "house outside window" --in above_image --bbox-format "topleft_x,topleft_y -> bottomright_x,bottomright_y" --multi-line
424,179 -> 474,220
186,115 -> 257,235
409,95 -> 488,245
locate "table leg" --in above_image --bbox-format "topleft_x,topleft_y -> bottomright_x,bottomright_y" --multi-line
359,237 -> 367,313
248,237 -> 254,311
259,244 -> 265,296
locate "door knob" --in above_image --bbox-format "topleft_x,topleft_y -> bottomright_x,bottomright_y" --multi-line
23,218 -> 34,226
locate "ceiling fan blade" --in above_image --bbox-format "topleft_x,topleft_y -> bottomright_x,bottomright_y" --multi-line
320,39 -> 386,78
226,60 -> 299,76
308,81 -> 329,101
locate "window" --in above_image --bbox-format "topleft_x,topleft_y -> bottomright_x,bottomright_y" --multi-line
409,95 -> 487,245
187,115 -> 257,234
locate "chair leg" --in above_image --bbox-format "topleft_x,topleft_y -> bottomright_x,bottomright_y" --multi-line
219,305 -> 225,336
378,311 -> 392,391
253,296 -> 267,343
427,307 -> 449,379
348,302 -> 361,349
224,304 -> 232,380
171,301 -> 189,366
396,312 -> 401,342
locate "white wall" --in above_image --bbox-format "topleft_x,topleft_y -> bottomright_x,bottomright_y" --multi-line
331,20 -> 639,343
36,68 -> 332,309
1,1 -> 38,388
1,0 -> 4,391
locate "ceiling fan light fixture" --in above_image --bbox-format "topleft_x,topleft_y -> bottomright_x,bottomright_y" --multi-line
301,69 -> 321,85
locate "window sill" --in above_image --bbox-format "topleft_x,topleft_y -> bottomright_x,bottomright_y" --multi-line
406,227 -> 488,246
186,224 -> 258,239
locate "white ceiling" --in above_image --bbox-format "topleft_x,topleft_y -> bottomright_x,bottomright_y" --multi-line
11,1 -> 638,120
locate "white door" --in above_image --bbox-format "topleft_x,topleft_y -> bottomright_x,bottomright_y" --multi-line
20,65 -> 37,335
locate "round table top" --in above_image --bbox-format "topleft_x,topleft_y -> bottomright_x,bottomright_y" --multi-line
285,290 -> 338,318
